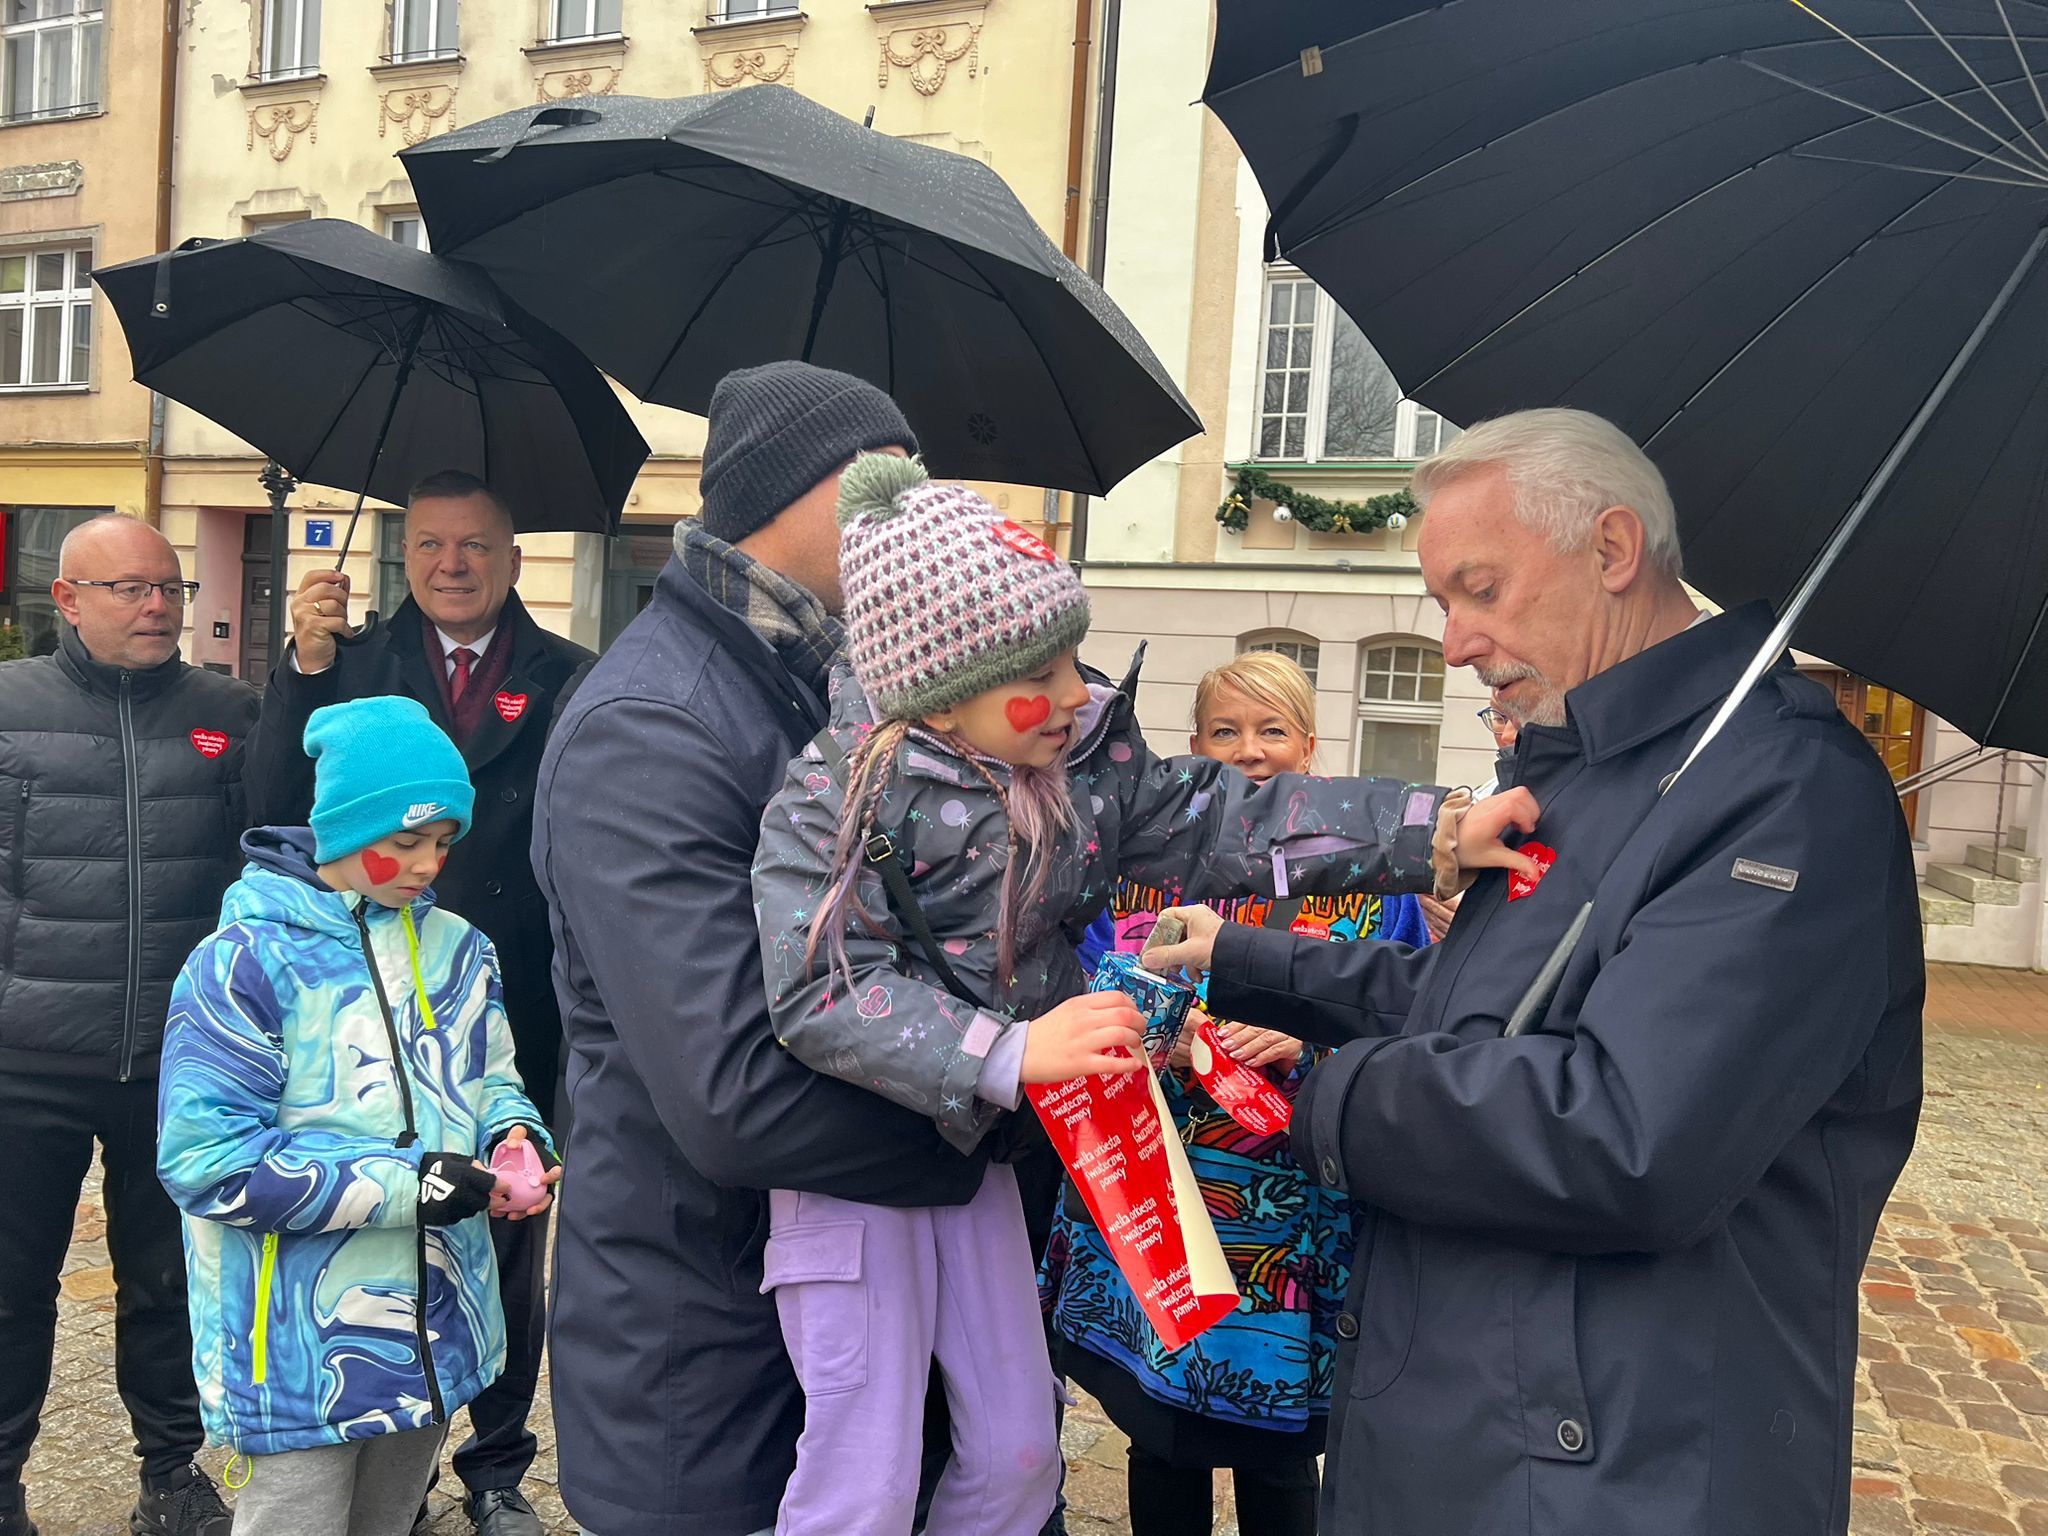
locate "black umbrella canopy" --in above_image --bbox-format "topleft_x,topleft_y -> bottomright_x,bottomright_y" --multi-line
1207,0 -> 2048,754
93,218 -> 648,534
399,88 -> 1200,496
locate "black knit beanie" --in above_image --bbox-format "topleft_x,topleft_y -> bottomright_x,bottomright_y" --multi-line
697,362 -> 918,543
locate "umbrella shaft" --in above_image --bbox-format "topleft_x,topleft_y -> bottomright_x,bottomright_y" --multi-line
334,318 -> 429,571
802,205 -> 853,362
1669,222 -> 2048,790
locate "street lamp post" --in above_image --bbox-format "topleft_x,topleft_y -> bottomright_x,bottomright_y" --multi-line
258,458 -> 296,680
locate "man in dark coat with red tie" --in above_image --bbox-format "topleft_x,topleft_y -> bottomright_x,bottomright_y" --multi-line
243,469 -> 592,1536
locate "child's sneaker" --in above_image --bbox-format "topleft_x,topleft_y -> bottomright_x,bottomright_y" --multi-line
129,1463 -> 230,1536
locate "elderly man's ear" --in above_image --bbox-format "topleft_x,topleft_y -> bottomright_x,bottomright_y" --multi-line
1591,504 -> 1650,594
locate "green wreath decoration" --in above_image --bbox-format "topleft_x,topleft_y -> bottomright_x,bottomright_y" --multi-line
1217,465 -> 1417,536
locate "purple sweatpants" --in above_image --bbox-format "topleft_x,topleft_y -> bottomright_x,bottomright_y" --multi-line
763,1160 -> 1061,1536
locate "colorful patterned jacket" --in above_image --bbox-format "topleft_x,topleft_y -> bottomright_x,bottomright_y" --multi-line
157,828 -> 547,1455
1044,883 -> 1429,1431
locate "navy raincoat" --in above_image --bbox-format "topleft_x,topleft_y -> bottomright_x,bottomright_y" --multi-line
1207,604 -> 1922,1535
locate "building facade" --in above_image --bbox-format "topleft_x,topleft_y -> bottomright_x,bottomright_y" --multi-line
1081,0 -> 2048,968
0,0 -> 165,650
160,0 -> 1088,672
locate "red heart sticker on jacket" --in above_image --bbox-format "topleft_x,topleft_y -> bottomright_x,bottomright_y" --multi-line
189,729 -> 229,759
1005,694 -> 1052,732
1508,842 -> 1557,902
994,519 -> 1057,563
494,692 -> 528,723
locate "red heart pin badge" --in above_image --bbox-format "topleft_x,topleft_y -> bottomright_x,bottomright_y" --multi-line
993,519 -> 1057,563
1508,842 -> 1557,902
189,728 -> 229,760
493,691 -> 528,723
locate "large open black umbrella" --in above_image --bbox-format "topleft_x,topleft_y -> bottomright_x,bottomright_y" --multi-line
95,218 -> 649,558
1208,0 -> 2048,760
398,88 -> 1199,496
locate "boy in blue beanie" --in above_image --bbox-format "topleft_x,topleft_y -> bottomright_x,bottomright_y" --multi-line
157,696 -> 558,1536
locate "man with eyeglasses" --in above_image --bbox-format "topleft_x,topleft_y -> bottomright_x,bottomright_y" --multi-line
0,514 -> 254,1536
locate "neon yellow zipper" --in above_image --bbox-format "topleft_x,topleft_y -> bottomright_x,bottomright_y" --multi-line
252,1232 -> 278,1384
401,906 -> 437,1031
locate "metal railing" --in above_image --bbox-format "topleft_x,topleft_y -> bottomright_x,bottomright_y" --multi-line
1892,745 -> 2046,854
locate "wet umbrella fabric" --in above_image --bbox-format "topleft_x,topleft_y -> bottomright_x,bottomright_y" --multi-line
1207,0 -> 2048,755
398,88 -> 1199,496
93,218 -> 649,546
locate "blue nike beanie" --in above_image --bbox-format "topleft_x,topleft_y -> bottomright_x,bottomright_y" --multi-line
304,696 -> 474,862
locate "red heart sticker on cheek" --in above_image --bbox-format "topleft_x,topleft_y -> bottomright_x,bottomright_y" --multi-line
360,848 -> 401,886
1005,694 -> 1052,732
1508,842 -> 1557,902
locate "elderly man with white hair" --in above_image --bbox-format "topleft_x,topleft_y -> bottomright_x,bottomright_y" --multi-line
1148,409 -> 1923,1536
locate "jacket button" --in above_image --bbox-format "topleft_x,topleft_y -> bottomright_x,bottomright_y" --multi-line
1320,1155 -> 1340,1185
1557,1419 -> 1585,1453
484,879 -> 503,896
1335,1313 -> 1359,1341
500,787 -> 518,804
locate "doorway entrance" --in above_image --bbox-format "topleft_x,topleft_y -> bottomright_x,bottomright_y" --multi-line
241,515 -> 275,684
1809,670 -> 1926,827
600,523 -> 674,652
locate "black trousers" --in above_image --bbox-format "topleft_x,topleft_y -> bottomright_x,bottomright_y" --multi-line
0,1071 -> 202,1499
450,1204 -> 549,1492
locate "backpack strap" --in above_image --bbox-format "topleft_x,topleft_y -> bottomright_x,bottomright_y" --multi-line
811,729 -> 986,1009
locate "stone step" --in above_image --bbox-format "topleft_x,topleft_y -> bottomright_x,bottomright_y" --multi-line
1926,863 -> 2024,907
1967,842 -> 2043,882
1919,883 -> 1975,926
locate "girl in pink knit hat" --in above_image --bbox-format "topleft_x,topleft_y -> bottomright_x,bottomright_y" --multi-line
749,454 -> 1538,1536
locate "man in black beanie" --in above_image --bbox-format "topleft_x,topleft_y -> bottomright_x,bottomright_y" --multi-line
535,363 -> 990,1536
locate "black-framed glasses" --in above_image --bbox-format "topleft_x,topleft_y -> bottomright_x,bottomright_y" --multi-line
67,580 -> 201,607
1477,706 -> 1513,734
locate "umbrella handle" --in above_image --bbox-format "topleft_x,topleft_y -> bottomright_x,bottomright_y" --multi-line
479,105 -> 601,164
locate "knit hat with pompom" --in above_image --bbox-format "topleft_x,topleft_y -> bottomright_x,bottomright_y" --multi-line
836,453 -> 1091,719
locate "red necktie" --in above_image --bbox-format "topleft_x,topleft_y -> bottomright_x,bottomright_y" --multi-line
449,646 -> 476,704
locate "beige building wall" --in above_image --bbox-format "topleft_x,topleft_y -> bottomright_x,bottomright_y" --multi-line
1080,5 -> 1479,789
162,0 -> 1087,672
0,2 -> 167,640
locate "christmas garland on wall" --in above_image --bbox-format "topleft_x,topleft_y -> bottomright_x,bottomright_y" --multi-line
1216,465 -> 1417,536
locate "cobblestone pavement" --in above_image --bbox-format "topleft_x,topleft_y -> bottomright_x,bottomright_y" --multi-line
24,962 -> 2048,1535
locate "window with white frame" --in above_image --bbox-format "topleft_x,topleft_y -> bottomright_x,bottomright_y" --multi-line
243,211 -> 310,238
1240,632 -> 1320,688
710,0 -> 796,18
0,244 -> 91,391
260,0 -> 321,80
1,2 -> 103,124
384,213 -> 429,252
550,0 -> 621,40
1257,267 -> 1462,463
1356,638 -> 1445,785
390,0 -> 457,61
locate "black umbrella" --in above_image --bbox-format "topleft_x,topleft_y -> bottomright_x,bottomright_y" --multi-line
1207,0 -> 2048,760
94,218 -> 650,562
397,89 -> 1199,496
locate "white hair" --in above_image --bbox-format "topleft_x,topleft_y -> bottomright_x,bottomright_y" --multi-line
1412,408 -> 1683,578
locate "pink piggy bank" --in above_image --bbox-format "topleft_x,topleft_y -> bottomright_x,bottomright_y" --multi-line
489,1136 -> 549,1214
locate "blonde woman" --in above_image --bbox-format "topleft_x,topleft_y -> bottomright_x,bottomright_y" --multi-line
1047,650 -> 1432,1536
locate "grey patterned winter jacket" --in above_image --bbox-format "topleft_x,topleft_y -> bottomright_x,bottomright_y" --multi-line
751,662 -> 1447,1154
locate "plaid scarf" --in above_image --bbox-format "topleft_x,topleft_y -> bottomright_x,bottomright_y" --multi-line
675,520 -> 843,702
